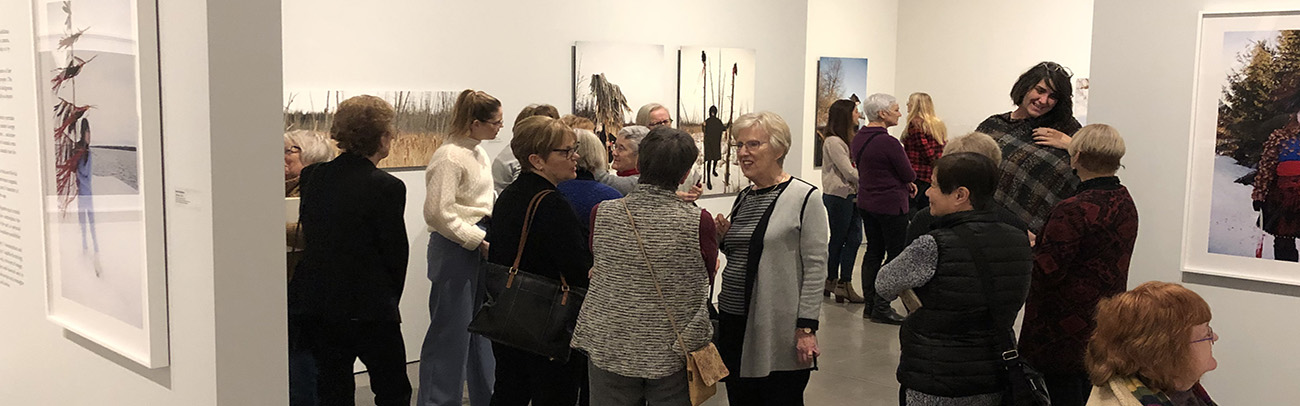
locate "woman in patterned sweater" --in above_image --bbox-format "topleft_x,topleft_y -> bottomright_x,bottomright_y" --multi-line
1019,124 -> 1138,406
572,127 -> 718,405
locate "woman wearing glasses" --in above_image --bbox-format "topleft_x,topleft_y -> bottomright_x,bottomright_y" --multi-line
713,111 -> 828,405
418,89 -> 501,406
1085,281 -> 1219,406
488,116 -> 592,405
851,93 -> 913,325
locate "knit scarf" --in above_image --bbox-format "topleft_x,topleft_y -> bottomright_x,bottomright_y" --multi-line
1121,376 -> 1217,406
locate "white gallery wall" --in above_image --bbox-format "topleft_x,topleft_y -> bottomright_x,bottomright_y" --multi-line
896,0 -> 1094,136
1092,0 -> 1300,403
0,0 -> 286,405
801,0 -> 899,185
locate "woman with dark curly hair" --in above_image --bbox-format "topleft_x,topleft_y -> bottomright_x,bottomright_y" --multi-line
290,94 -> 411,405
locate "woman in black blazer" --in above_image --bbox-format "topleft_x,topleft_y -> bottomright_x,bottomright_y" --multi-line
486,116 -> 592,406
289,95 -> 412,406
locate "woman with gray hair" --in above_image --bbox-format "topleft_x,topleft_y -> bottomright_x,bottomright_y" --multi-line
557,128 -> 623,227
636,103 -> 673,128
851,93 -> 913,325
599,125 -> 649,195
284,130 -> 337,197
713,111 -> 828,405
572,126 -> 719,405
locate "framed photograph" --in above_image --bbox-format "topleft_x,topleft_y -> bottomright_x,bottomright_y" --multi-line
1184,10 -> 1300,286
32,0 -> 169,367
284,90 -> 457,170
813,57 -> 868,168
677,46 -> 756,197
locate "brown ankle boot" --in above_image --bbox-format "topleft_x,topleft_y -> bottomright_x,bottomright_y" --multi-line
824,278 -> 837,297
833,281 -> 849,303
842,282 -> 867,304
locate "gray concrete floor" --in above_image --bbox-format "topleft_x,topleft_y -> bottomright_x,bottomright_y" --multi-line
354,296 -> 907,405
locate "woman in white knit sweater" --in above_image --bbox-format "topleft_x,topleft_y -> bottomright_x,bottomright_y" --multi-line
417,89 -> 502,406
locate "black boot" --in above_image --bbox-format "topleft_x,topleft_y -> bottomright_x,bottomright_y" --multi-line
865,296 -> 905,325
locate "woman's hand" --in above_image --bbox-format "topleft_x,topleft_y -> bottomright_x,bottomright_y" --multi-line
1032,127 -> 1072,149
796,329 -> 820,365
908,182 -> 919,198
678,183 -> 703,203
1027,230 -> 1037,248
478,241 -> 490,259
715,214 -> 731,239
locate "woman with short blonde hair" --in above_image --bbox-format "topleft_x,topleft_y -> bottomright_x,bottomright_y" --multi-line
714,111 -> 827,405
1085,282 -> 1218,405
942,132 -> 1002,162
489,115 -> 591,405
1020,123 -> 1138,406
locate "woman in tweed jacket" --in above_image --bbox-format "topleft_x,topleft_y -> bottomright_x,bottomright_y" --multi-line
572,127 -> 718,405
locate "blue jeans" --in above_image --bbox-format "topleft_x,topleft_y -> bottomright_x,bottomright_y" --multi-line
418,230 -> 495,406
823,194 -> 862,282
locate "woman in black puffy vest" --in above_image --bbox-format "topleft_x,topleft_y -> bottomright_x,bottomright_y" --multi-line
875,152 -> 1034,405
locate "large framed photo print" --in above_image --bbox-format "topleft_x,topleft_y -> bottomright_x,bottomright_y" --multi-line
32,0 -> 169,367
1185,10 -> 1300,286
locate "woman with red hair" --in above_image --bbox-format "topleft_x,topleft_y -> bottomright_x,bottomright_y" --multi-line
1084,281 -> 1219,406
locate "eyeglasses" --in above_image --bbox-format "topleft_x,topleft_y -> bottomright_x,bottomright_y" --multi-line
480,119 -> 504,127
284,145 -> 302,155
649,118 -> 673,128
1190,326 -> 1216,345
552,143 -> 580,158
731,140 -> 767,150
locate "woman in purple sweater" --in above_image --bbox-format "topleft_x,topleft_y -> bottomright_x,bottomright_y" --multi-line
850,93 -> 915,324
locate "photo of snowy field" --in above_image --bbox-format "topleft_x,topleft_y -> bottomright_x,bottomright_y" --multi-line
1209,155 -> 1283,259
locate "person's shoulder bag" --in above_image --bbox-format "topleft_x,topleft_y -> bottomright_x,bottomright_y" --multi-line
622,200 -> 729,405
469,190 -> 587,362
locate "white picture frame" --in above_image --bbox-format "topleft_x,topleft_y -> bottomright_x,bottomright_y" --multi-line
1184,10 -> 1300,286
32,0 -> 169,367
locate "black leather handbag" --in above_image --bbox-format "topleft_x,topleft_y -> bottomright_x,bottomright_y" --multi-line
953,228 -> 1052,406
468,191 -> 587,362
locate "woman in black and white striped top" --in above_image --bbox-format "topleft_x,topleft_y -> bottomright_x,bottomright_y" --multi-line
714,112 -> 829,406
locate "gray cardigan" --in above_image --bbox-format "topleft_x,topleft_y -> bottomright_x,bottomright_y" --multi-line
723,177 -> 829,377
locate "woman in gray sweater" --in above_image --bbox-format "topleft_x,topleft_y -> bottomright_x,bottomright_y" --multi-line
714,112 -> 829,405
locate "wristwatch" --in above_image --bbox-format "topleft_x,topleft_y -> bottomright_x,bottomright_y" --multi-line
798,327 -> 814,335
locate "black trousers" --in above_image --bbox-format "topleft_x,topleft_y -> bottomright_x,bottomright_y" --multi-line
1276,237 -> 1299,262
717,312 -> 812,405
1043,372 -> 1092,406
859,209 -> 910,315
301,319 -> 411,406
489,342 -> 586,406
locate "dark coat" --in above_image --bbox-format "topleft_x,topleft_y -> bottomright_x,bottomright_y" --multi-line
289,152 -> 409,322
1019,176 -> 1138,374
488,171 -> 593,288
898,210 -> 1032,397
851,126 -> 916,215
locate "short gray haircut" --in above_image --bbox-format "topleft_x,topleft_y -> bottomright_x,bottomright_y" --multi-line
731,111 -> 791,164
617,125 -> 651,155
862,93 -> 898,123
573,128 -> 610,175
635,103 -> 668,126
285,130 -> 337,166
638,126 -> 699,190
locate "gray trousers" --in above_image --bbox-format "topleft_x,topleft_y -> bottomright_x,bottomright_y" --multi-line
588,360 -> 690,406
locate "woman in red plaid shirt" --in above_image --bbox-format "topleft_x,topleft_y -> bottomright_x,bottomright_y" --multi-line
903,93 -> 948,214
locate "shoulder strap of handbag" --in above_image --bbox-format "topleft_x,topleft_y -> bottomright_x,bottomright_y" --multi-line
852,130 -> 884,166
622,200 -> 691,360
512,190 -> 569,288
951,226 -> 1020,359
